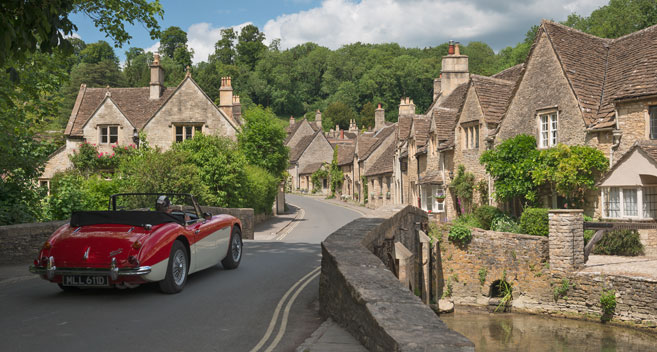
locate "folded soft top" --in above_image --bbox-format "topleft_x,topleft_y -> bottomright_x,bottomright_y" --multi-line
70,211 -> 183,227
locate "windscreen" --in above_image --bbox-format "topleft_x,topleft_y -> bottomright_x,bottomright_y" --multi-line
109,193 -> 200,221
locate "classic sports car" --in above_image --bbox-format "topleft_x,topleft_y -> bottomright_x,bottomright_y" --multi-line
29,193 -> 242,293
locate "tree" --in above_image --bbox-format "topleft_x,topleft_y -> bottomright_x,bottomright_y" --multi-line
237,106 -> 288,178
212,28 -> 237,65
124,48 -> 152,87
0,0 -> 163,68
532,144 -> 608,207
563,0 -> 657,38
159,26 -> 188,58
324,101 -> 357,131
480,135 -> 540,206
329,146 -> 342,196
360,102 -> 376,129
79,40 -> 118,65
236,24 -> 266,69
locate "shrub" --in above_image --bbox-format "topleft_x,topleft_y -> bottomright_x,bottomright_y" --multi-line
452,165 -> 475,213
244,165 -> 278,214
553,278 -> 572,301
474,205 -> 502,230
448,224 -> 472,245
453,213 -> 482,229
520,208 -> 549,236
593,229 -> 644,256
600,289 -> 616,321
491,214 -> 522,233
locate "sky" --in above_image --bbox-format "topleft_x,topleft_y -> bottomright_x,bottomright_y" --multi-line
70,0 -> 609,64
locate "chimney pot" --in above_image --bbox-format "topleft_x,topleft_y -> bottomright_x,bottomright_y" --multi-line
341,130 -> 344,139
448,40 -> 455,55
377,103 -> 382,109
454,42 -> 461,56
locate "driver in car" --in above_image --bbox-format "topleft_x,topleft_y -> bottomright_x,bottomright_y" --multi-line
156,195 -> 192,223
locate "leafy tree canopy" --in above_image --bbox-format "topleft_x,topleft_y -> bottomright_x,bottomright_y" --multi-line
562,0 -> 657,38
238,106 -> 289,178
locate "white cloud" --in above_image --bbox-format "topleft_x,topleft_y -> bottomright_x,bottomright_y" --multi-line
142,22 -> 250,64
263,0 -> 608,51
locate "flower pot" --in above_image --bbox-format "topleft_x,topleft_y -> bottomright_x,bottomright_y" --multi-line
435,197 -> 445,203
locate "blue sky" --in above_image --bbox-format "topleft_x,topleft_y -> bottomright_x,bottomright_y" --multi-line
70,0 -> 608,64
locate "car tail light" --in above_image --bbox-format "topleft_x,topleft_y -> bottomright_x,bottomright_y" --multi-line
42,241 -> 51,250
132,240 -> 142,250
128,256 -> 140,266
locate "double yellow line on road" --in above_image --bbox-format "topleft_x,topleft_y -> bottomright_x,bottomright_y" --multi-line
249,266 -> 321,352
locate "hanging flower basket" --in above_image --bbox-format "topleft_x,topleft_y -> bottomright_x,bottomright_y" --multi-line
435,195 -> 446,203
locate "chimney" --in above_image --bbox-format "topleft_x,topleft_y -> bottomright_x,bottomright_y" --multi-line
340,129 -> 344,139
232,95 -> 242,124
289,115 -> 295,126
149,52 -> 165,100
433,76 -> 442,100
398,97 -> 416,116
375,103 -> 385,131
440,40 -> 469,99
350,119 -> 358,132
448,40 -> 455,55
315,110 -> 322,129
219,77 -> 234,118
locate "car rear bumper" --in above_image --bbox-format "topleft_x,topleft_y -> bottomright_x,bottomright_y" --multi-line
30,256 -> 151,281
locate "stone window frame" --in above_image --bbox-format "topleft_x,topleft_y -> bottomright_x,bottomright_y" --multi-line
172,123 -> 203,142
536,108 -> 558,149
98,125 -> 119,144
649,105 -> 657,140
601,186 -> 657,220
39,179 -> 50,195
460,121 -> 480,150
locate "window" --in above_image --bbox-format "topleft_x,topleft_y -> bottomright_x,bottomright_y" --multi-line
650,106 -> 657,140
420,185 -> 444,213
175,124 -> 202,142
539,112 -> 557,147
99,126 -> 118,144
603,187 -> 657,219
462,124 -> 479,150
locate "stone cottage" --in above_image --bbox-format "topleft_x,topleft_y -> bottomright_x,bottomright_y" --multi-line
40,53 -> 241,187
288,130 -> 333,193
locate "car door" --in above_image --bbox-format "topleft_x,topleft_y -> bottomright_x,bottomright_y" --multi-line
190,219 -> 230,272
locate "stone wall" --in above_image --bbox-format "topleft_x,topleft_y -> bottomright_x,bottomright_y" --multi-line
437,211 -> 657,327
0,207 -> 255,264
0,220 -> 67,264
320,205 -> 474,351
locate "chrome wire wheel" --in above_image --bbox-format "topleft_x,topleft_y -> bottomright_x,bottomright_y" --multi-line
231,234 -> 242,262
172,249 -> 187,286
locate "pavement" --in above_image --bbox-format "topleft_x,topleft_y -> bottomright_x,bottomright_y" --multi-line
582,254 -> 657,279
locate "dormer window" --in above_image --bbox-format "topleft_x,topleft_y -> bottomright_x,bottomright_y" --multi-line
538,111 -> 558,148
99,125 -> 118,144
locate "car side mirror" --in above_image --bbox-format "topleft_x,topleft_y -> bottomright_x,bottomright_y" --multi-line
203,212 -> 212,220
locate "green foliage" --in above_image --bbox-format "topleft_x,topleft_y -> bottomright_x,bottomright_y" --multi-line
563,0 -> 657,39
69,142 -> 136,174
448,224 -> 472,246
453,214 -> 482,229
600,289 -> 617,321
491,214 -> 522,234
359,102 -> 376,129
244,165 -> 278,215
519,208 -> 550,237
172,134 -> 248,208
311,168 -> 328,193
480,135 -> 540,206
236,24 -> 267,69
474,205 -> 502,230
160,26 -> 188,58
442,276 -> 454,298
478,268 -> 487,286
329,146 -> 343,195
476,179 -> 489,206
583,215 -> 596,245
495,278 -> 513,312
212,28 -> 237,65
361,176 -> 368,204
44,171 -> 119,220
0,0 -> 163,68
451,165 -> 475,214
428,222 -> 444,244
238,106 -> 288,177
532,144 -> 608,208
553,278 -> 573,301
324,101 -> 357,131
593,229 -> 644,256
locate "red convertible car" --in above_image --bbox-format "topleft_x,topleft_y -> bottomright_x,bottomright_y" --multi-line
29,193 -> 242,293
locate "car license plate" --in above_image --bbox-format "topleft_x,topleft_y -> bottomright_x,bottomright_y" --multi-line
62,275 -> 109,287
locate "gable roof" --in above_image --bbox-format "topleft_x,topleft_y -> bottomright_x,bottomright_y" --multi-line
360,125 -> 396,160
364,139 -> 396,176
471,67 -> 523,124
299,161 -> 326,175
65,76 -> 240,137
356,135 -> 378,158
412,118 -> 431,148
432,82 -> 469,149
398,115 -> 414,141
337,144 -> 356,166
289,133 -> 316,162
285,119 -> 320,144
598,140 -> 657,185
539,21 -> 657,129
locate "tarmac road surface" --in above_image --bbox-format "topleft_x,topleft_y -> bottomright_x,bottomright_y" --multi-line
0,194 -> 361,352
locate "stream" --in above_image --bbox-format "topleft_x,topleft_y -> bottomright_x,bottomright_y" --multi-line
440,306 -> 657,351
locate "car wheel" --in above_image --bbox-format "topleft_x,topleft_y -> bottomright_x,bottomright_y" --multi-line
159,240 -> 188,294
221,227 -> 242,269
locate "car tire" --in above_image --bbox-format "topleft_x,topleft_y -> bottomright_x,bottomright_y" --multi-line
159,240 -> 188,294
221,227 -> 242,269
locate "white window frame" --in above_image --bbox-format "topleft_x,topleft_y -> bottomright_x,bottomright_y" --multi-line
538,111 -> 558,148
602,186 -> 657,220
420,185 -> 445,213
99,125 -> 119,144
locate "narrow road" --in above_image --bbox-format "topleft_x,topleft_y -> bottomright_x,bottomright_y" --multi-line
0,194 -> 361,352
